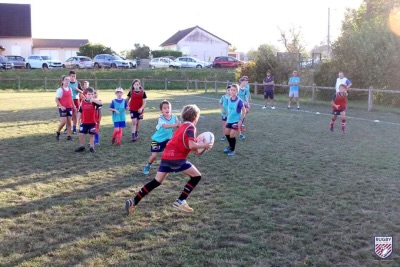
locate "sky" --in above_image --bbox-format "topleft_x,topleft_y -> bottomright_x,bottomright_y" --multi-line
1,0 -> 364,54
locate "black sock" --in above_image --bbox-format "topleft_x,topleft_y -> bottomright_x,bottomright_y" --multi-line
231,137 -> 236,151
178,176 -> 201,201
226,135 -> 232,148
134,179 -> 161,205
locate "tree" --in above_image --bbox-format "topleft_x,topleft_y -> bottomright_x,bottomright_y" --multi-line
125,43 -> 151,59
77,43 -> 114,58
228,45 -> 237,52
278,26 -> 306,54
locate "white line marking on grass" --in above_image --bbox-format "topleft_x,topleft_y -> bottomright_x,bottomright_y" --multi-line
191,95 -> 400,126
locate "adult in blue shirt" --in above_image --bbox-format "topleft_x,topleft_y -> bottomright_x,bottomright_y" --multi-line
287,70 -> 301,110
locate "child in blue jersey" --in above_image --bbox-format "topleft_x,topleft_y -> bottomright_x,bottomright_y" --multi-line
224,84 -> 246,156
238,77 -> 250,140
109,87 -> 128,146
219,85 -> 231,141
288,70 -> 301,109
143,100 -> 181,174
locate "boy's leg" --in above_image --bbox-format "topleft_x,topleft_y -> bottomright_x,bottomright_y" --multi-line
224,128 -> 232,153
75,133 -> 86,152
144,152 -> 158,174
330,115 -> 337,131
131,118 -> 137,141
341,112 -> 347,133
173,165 -> 202,212
296,97 -> 300,109
228,130 -> 238,156
288,96 -> 292,108
66,117 -> 72,136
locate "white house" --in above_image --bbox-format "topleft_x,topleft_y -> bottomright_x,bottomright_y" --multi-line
32,39 -> 89,62
160,26 -> 230,62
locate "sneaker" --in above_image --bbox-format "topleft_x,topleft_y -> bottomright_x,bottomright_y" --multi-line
271,106 -> 276,110
172,199 -> 193,213
89,147 -> 96,153
56,131 -> 60,141
297,106 -> 300,110
287,106 -> 291,109
239,134 -> 246,140
223,147 -> 232,153
125,199 -> 135,216
143,164 -> 151,175
342,127 -> 346,134
220,136 -> 226,141
75,146 -> 85,152
228,151 -> 236,156
330,122 -> 334,132
94,141 -> 99,145
72,130 -> 77,135
262,106 -> 267,109
67,136 -> 73,141
111,137 -> 116,144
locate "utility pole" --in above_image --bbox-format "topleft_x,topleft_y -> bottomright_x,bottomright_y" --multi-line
327,7 -> 331,58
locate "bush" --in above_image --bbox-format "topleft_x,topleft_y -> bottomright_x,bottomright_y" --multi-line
151,50 -> 182,58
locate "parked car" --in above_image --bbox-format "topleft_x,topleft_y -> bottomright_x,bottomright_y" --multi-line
5,55 -> 25,68
0,56 -> 14,70
93,54 -> 130,69
26,55 -> 63,69
213,56 -> 243,68
149,57 -> 181,69
175,56 -> 212,69
121,57 -> 137,68
63,56 -> 93,69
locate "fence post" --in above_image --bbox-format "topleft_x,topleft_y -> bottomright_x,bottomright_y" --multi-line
186,79 -> 189,91
95,77 -> 98,89
44,77 -> 47,90
165,78 -> 168,90
368,86 -> 373,111
119,78 -> 121,87
18,77 -> 21,90
204,79 -> 207,92
312,84 -> 316,103
215,80 -> 218,93
254,82 -> 258,95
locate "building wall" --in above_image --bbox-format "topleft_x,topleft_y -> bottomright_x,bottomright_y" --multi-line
161,45 -> 178,51
32,47 -> 79,61
176,28 -> 228,62
0,37 -> 32,58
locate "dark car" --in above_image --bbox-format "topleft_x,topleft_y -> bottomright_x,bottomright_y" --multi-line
213,56 -> 243,68
0,56 -> 14,69
5,55 -> 25,68
93,54 -> 130,69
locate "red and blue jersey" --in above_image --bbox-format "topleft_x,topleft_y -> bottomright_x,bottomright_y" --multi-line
79,100 -> 102,124
128,89 -> 147,111
332,92 -> 347,110
161,122 -> 196,161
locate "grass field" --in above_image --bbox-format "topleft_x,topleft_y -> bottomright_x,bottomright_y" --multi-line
1,90 -> 400,266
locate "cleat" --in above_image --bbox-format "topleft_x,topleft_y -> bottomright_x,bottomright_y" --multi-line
75,146 -> 85,152
89,147 -> 96,153
239,134 -> 246,140
271,106 -> 276,110
220,136 -> 226,141
297,106 -> 300,110
287,106 -> 290,109
125,199 -> 135,216
330,122 -> 334,132
223,147 -> 232,153
67,136 -> 73,141
262,106 -> 267,109
227,151 -> 236,156
143,164 -> 151,175
111,137 -> 116,145
172,199 -> 193,212
72,130 -> 77,135
56,131 -> 60,141
342,127 -> 346,134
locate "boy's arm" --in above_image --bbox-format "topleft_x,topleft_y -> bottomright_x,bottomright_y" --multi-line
91,98 -> 102,105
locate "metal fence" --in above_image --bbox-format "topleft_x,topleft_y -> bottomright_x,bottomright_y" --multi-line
1,77 -> 400,111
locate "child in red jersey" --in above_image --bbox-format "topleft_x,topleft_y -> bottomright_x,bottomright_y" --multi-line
75,87 -> 103,153
93,90 -> 102,145
330,84 -> 348,134
55,75 -> 74,141
126,79 -> 147,142
125,104 -> 213,215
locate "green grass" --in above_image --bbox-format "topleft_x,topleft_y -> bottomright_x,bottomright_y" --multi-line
1,90 -> 400,266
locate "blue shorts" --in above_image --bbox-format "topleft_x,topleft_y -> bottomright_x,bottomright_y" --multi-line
221,115 -> 227,121
226,122 -> 239,129
59,108 -> 73,117
79,123 -> 97,135
332,108 -> 346,115
264,89 -> 274,99
151,139 -> 169,153
114,121 -> 126,128
158,159 -> 192,173
130,110 -> 143,120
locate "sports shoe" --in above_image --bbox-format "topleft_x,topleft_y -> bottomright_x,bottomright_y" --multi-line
262,106 -> 267,109
143,164 -> 151,175
220,136 -> 226,141
172,199 -> 193,213
75,146 -> 85,152
72,130 -> 77,135
342,126 -> 346,134
89,147 -> 96,153
287,106 -> 291,109
56,131 -> 60,141
297,106 -> 300,110
239,134 -> 246,140
271,106 -> 276,110
125,199 -> 135,216
223,147 -> 232,153
67,136 -> 73,141
228,151 -> 236,156
330,122 -> 334,132
131,136 -> 137,142
111,137 -> 116,145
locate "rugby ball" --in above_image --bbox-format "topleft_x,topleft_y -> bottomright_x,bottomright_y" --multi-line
196,132 -> 214,155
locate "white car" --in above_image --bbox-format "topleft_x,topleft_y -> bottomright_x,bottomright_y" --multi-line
63,56 -> 94,69
176,56 -> 212,69
121,57 -> 137,68
149,57 -> 181,69
26,55 -> 63,69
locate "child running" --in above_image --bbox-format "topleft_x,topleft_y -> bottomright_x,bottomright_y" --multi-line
219,85 -> 231,141
330,84 -> 348,134
125,104 -> 212,215
109,87 -> 128,146
126,79 -> 147,142
143,100 -> 180,175
224,84 -> 246,156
